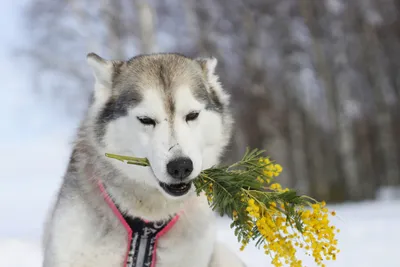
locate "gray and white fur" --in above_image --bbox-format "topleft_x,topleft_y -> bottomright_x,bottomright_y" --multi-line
42,53 -> 244,267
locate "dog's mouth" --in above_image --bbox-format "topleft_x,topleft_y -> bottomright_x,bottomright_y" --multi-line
159,181 -> 192,197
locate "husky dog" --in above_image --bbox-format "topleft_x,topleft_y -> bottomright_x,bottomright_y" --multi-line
42,53 -> 245,267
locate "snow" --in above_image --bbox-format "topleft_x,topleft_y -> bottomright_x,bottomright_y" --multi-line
325,0 -> 344,15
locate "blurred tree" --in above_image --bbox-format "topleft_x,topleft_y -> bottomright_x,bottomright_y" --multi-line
21,0 -> 400,202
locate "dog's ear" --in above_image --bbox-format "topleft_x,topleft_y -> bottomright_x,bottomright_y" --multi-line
195,57 -> 230,106
87,53 -> 113,86
196,57 -> 218,79
87,53 -> 118,102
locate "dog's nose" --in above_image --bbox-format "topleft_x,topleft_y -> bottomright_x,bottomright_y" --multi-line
167,157 -> 193,180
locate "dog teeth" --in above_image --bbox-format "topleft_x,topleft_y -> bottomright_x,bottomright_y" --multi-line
178,184 -> 186,190
171,184 -> 186,191
159,181 -> 192,196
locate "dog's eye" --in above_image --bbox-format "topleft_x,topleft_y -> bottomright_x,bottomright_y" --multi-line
186,111 -> 200,122
137,117 -> 156,126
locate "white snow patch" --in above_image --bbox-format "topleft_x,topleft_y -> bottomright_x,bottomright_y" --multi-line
365,10 -> 384,26
325,0 -> 344,15
376,186 -> 400,201
343,99 -> 362,119
0,239 -> 42,267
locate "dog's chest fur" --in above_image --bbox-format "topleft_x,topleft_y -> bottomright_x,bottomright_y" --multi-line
46,183 -> 216,267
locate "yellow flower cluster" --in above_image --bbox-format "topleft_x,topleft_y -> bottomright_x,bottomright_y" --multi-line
204,182 -> 214,203
240,157 -> 340,267
263,158 -> 283,177
105,150 -> 340,266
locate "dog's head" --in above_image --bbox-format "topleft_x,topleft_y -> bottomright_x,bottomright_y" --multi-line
86,53 -> 233,199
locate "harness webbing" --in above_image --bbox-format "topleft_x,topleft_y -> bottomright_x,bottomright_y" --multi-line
97,181 -> 180,267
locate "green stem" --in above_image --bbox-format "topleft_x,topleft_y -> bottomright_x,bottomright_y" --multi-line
199,174 -> 233,198
299,195 -> 319,204
127,161 -> 150,166
105,153 -> 150,166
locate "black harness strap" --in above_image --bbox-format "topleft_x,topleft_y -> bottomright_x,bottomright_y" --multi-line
98,181 -> 176,267
123,216 -> 172,267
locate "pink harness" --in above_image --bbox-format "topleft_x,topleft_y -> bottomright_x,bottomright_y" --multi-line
97,181 -> 180,267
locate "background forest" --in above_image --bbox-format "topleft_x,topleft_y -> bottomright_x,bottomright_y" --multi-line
21,0 -> 400,203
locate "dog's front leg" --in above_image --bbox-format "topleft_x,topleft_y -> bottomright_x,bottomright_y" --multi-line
42,199 -> 128,267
